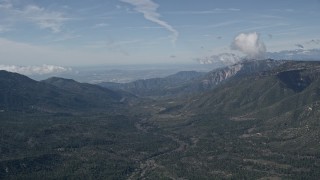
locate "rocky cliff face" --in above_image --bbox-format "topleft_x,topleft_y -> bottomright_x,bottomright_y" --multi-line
198,59 -> 285,89
201,63 -> 243,87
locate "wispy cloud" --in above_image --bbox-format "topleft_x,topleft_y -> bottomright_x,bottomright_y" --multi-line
119,0 -> 179,44
106,39 -> 142,48
0,25 -> 11,33
50,33 -> 81,42
236,23 -> 289,32
163,20 -> 242,30
21,5 -> 69,33
0,0 -> 13,9
207,20 -> 242,29
257,14 -> 285,19
270,9 -> 295,13
165,8 -> 240,15
0,1 -> 70,33
93,23 -> 109,28
270,26 -> 319,38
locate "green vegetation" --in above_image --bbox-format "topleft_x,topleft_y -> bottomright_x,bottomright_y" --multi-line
0,112 -> 177,179
1,60 -> 320,179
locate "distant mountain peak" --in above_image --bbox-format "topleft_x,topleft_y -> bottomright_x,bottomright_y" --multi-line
44,77 -> 77,82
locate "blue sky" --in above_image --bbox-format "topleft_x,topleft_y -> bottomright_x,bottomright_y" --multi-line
0,0 -> 320,66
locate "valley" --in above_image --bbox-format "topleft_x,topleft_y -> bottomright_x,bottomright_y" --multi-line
1,60 -> 320,179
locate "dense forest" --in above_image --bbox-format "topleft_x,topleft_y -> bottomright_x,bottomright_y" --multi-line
1,60 -> 320,179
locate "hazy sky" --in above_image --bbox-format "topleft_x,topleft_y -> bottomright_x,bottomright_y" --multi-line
0,0 -> 320,66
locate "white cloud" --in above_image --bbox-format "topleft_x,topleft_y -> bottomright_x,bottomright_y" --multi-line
120,0 -> 179,44
196,32 -> 268,65
0,64 -> 71,75
231,32 -> 266,59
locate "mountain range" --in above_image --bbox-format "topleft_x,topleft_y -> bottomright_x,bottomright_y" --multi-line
1,59 -> 320,179
0,71 -> 126,113
99,59 -> 285,98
